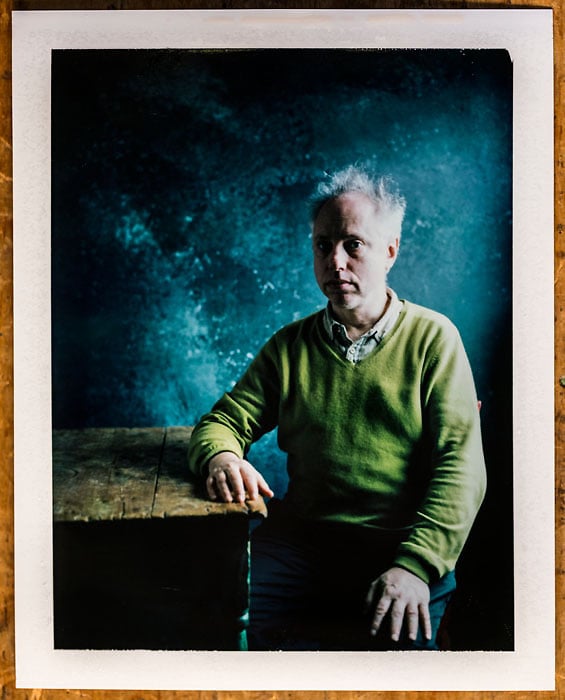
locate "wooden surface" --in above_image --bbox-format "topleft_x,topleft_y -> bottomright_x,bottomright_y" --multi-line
2,1 -> 563,699
53,426 -> 267,521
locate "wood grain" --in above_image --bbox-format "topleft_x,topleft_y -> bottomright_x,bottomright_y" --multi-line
2,1 -> 562,699
53,427 -> 165,521
52,426 -> 267,520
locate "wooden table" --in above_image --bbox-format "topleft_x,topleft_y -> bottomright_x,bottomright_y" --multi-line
52,427 -> 266,651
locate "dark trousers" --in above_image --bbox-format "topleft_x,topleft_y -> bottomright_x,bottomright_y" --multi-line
247,508 -> 456,651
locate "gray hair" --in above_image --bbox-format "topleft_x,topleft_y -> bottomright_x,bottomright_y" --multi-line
310,165 -> 406,240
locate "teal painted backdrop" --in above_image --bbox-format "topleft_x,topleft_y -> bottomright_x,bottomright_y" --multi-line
52,49 -> 512,650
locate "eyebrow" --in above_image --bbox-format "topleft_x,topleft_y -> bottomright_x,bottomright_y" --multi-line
314,232 -> 363,239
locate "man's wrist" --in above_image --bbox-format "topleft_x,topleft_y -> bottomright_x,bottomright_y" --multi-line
198,447 -> 242,477
207,450 -> 241,469
392,556 -> 434,585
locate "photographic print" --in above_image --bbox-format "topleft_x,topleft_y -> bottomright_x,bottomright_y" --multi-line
50,46 -> 513,653
12,9 -> 554,691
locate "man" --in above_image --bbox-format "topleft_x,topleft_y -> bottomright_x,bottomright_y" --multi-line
188,166 -> 486,651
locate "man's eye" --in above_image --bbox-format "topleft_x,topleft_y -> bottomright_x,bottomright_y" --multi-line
345,240 -> 362,253
315,240 -> 332,255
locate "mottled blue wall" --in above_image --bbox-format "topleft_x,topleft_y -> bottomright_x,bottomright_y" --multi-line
52,49 -> 512,649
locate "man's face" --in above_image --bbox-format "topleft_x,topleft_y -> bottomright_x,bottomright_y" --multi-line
312,192 -> 399,316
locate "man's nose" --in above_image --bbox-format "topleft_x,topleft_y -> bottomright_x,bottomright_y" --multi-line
329,244 -> 347,271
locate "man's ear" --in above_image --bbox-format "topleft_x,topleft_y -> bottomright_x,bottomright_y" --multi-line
386,237 -> 400,271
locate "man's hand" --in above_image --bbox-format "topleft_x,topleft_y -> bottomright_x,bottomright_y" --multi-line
365,566 -> 431,643
206,451 -> 274,504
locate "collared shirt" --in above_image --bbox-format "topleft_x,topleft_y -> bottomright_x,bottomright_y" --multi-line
322,289 -> 404,364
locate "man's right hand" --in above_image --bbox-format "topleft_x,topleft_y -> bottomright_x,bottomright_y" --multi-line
206,452 -> 274,504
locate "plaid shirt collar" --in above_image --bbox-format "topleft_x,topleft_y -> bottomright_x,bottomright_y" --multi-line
322,289 -> 403,364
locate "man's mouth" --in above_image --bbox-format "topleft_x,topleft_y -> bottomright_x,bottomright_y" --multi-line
326,280 -> 354,291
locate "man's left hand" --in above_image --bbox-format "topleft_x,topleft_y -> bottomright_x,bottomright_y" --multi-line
365,566 -> 431,643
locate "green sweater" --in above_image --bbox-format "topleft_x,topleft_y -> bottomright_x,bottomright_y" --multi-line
188,301 -> 487,583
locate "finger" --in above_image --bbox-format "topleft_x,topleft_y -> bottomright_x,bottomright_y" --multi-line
370,595 -> 392,637
240,468 -> 260,501
405,605 -> 420,641
240,465 -> 273,501
389,599 -> 406,642
226,468 -> 247,503
364,581 -> 377,614
210,470 -> 234,503
205,475 -> 218,500
256,473 -> 274,499
420,602 -> 432,641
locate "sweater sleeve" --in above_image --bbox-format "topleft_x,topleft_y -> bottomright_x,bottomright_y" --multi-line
187,336 -> 281,477
393,323 -> 487,583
